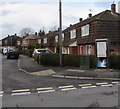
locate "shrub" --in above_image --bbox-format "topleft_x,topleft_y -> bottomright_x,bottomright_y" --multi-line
63,54 -> 80,67
109,55 -> 120,69
40,53 -> 59,66
20,49 -> 34,57
90,55 -> 97,68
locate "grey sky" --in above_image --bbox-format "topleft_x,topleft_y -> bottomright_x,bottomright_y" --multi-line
0,0 -> 120,39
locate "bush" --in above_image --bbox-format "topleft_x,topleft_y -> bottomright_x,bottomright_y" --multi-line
33,53 -> 40,64
109,55 -> 120,69
63,54 -> 80,67
40,53 -> 59,66
90,55 -> 97,68
20,49 -> 34,57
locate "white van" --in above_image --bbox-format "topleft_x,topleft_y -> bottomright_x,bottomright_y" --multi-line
2,48 -> 13,55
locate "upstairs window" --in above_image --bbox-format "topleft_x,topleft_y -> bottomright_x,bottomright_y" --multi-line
43,38 -> 47,44
70,29 -> 76,39
38,39 -> 41,44
81,24 -> 89,36
55,36 -> 58,42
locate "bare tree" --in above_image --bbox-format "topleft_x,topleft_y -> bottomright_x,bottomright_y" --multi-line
19,27 -> 34,37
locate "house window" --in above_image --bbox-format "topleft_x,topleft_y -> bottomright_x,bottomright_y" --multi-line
55,36 -> 58,42
22,40 -> 27,44
80,45 -> 83,55
86,45 -> 92,55
62,47 -> 67,54
81,24 -> 89,36
17,41 -> 21,45
62,33 -> 64,41
38,39 -> 41,44
70,29 -> 76,39
5,40 -> 7,44
43,38 -> 47,44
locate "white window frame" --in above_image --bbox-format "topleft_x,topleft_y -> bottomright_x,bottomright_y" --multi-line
22,40 -> 27,45
80,45 -> 83,55
55,36 -> 58,42
38,39 -> 41,44
70,29 -> 76,39
17,41 -> 21,45
62,33 -> 64,41
62,47 -> 67,54
86,45 -> 92,55
43,38 -> 47,44
81,24 -> 90,37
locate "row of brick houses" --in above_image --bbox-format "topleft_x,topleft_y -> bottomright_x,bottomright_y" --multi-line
2,4 -> 120,55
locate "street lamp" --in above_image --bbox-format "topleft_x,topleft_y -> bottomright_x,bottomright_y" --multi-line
59,0 -> 63,66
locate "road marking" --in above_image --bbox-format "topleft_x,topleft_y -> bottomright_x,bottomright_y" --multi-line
52,75 -> 64,78
38,90 -> 55,93
61,87 -> 77,91
96,82 -> 108,85
82,85 -> 97,89
0,91 -> 4,94
0,94 -> 3,97
79,84 -> 92,87
101,84 -> 113,87
64,76 -> 78,79
112,82 -> 119,84
12,92 -> 31,96
59,85 -> 74,89
37,87 -> 53,90
12,89 -> 30,93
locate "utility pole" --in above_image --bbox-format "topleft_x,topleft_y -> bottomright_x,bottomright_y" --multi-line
59,0 -> 63,66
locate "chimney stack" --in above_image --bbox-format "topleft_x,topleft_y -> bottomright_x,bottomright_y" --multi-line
79,18 -> 83,22
70,24 -> 72,27
35,32 -> 37,35
88,13 -> 92,18
111,4 -> 116,14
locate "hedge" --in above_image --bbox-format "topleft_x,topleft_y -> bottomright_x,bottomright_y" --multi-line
20,49 -> 33,57
40,53 -> 59,66
109,55 -> 120,69
63,54 -> 80,67
33,53 -> 120,69
35,53 -> 96,68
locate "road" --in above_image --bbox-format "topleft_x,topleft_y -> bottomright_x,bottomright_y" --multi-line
1,54 -> 120,108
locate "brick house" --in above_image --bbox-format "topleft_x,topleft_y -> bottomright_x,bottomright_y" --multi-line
62,4 -> 120,55
41,30 -> 59,53
2,33 -> 22,47
21,32 -> 40,49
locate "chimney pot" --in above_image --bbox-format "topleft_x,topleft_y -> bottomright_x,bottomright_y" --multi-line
111,4 -> 116,13
88,13 -> 92,18
79,18 -> 83,22
70,24 -> 72,27
35,32 -> 37,35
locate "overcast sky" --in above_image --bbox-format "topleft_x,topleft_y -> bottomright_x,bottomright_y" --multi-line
0,0 -> 120,39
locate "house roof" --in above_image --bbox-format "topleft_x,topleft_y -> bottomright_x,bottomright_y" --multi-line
23,34 -> 40,40
42,30 -> 59,47
63,10 -> 120,32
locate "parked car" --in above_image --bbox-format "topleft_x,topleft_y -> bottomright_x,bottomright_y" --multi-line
32,49 -> 53,57
2,48 -> 14,55
7,49 -> 19,59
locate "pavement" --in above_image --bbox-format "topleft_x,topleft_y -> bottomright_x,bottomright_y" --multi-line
19,55 -> 120,81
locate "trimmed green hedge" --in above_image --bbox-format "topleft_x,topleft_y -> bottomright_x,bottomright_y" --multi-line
40,53 -> 59,66
36,54 -> 96,68
33,53 -> 120,69
20,49 -> 33,57
110,55 -> 120,69
63,54 -> 80,67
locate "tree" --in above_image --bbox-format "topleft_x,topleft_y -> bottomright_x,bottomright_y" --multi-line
19,27 -> 34,37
